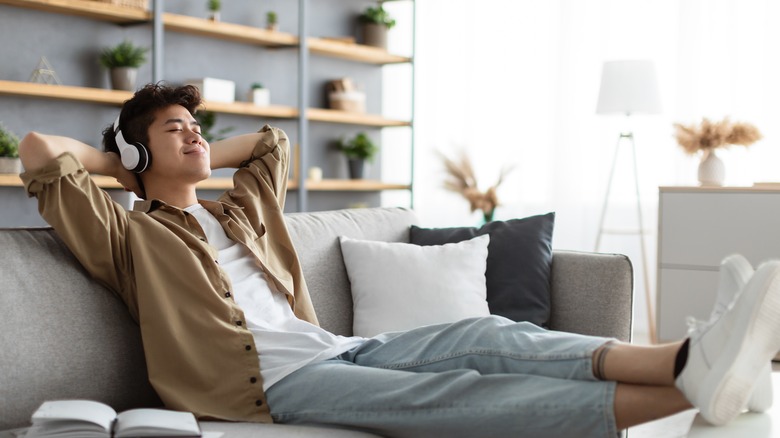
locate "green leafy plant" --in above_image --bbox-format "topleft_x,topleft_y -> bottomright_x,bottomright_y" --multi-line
0,123 -> 20,158
266,11 -> 278,25
194,111 -> 234,143
99,40 -> 149,69
250,82 -> 265,89
207,0 -> 220,12
358,5 -> 396,29
337,132 -> 379,162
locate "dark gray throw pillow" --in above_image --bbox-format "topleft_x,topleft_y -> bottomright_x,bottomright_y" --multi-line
409,212 -> 555,327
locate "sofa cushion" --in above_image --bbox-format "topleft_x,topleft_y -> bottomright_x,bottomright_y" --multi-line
410,212 -> 555,327
340,235 -> 491,337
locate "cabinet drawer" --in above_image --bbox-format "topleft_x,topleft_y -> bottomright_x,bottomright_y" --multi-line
657,268 -> 718,342
659,192 -> 780,267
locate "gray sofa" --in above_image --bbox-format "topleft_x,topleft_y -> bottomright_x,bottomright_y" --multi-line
0,207 -> 633,438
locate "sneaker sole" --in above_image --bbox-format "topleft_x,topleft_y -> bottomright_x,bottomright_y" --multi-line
701,261 -> 780,426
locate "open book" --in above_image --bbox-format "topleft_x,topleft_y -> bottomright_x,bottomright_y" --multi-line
26,400 -> 201,438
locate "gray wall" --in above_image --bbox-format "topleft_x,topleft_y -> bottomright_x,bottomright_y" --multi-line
0,0 -> 387,227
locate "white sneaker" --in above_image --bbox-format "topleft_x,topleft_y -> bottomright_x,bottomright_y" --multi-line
686,254 -> 773,413
676,260 -> 780,426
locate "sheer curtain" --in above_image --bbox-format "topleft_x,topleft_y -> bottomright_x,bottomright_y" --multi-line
389,0 -> 780,339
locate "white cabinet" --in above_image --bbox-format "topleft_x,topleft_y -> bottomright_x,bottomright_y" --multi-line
657,186 -> 780,342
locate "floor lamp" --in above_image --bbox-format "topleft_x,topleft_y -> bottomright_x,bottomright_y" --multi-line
594,60 -> 662,344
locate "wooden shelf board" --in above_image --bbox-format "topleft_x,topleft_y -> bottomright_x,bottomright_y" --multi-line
307,108 -> 410,127
0,81 -> 409,127
308,37 -> 411,65
163,13 -> 298,47
296,179 -> 411,191
1,174 -> 409,193
201,100 -> 298,119
91,176 -> 240,190
0,0 -> 150,22
0,174 -> 23,186
0,80 -> 131,106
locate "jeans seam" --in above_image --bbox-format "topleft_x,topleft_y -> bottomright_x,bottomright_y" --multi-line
375,349 -> 591,370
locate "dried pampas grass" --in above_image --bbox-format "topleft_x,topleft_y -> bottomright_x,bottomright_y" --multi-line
674,117 -> 762,155
438,150 -> 513,222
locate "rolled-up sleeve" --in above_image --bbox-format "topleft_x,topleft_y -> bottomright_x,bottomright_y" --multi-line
20,153 -> 133,308
228,124 -> 290,212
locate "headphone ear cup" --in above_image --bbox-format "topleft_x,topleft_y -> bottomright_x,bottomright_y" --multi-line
132,142 -> 150,173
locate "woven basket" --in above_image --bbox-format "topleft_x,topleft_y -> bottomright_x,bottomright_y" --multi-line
92,0 -> 149,10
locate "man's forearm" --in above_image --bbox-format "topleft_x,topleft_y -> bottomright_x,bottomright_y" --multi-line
19,132 -> 120,176
210,132 -> 269,169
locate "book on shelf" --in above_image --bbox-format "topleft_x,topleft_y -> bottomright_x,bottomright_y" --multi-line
26,400 -> 201,438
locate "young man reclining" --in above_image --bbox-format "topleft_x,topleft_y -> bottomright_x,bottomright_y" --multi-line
19,83 -> 780,438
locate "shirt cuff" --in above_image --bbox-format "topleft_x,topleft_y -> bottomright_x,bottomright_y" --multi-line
20,152 -> 84,196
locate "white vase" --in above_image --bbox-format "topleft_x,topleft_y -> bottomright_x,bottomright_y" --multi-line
698,150 -> 725,186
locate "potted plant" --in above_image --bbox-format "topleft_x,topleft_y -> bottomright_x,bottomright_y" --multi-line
99,40 -> 149,92
674,117 -> 762,186
207,0 -> 221,21
357,4 -> 396,49
248,82 -> 270,106
266,11 -> 278,31
0,123 -> 21,174
337,132 -> 378,179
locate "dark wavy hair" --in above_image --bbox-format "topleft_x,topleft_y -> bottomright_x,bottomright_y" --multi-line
102,83 -> 202,156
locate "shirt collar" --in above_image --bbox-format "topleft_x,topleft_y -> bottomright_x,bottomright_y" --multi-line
133,198 -> 243,215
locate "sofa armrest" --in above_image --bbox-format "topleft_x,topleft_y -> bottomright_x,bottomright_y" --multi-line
548,250 -> 633,342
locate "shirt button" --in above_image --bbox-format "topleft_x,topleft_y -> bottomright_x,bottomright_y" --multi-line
250,377 -> 257,384
236,321 -> 243,326
225,292 -> 231,298
245,345 -> 252,351
255,400 -> 263,407
214,260 -> 219,264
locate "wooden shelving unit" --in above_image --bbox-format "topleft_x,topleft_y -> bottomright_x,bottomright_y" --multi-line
0,0 -> 415,206
0,0 -> 150,23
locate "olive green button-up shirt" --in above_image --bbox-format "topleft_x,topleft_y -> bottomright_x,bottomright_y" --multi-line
21,125 -> 317,423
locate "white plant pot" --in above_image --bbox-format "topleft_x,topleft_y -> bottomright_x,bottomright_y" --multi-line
0,157 -> 22,174
249,88 -> 270,106
698,150 -> 725,186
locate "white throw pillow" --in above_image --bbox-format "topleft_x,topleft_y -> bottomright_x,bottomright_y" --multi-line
339,234 -> 491,338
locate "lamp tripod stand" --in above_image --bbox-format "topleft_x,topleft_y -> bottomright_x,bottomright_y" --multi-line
594,130 -> 657,344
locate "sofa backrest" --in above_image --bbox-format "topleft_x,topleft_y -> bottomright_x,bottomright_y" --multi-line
284,207 -> 418,336
0,207 -> 417,430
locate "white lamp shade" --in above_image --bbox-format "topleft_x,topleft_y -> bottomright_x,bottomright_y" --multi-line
596,60 -> 662,115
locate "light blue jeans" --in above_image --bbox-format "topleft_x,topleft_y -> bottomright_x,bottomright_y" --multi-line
266,316 -> 617,438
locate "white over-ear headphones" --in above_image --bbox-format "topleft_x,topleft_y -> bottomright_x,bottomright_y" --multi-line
113,115 -> 150,173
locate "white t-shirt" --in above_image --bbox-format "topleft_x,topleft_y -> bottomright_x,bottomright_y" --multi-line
185,204 -> 365,390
